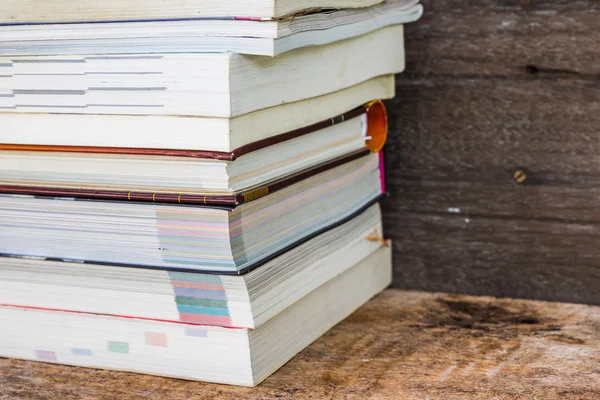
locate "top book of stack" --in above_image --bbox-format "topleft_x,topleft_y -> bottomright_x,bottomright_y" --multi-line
2,0 -> 395,22
0,0 -> 423,119
0,0 -> 422,56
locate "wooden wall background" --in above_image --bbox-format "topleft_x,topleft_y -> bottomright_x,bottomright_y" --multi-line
384,0 -> 600,304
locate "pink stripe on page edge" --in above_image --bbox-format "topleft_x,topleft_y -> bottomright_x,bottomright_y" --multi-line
178,312 -> 232,326
36,350 -> 57,361
145,331 -> 168,347
184,327 -> 209,338
378,151 -> 386,193
234,17 -> 265,21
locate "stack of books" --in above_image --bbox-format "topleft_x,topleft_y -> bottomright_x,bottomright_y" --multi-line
0,0 -> 422,386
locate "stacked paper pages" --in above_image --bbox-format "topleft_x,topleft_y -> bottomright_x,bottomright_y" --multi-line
0,0 -> 422,386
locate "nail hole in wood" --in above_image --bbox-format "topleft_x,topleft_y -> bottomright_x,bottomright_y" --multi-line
525,65 -> 539,75
513,169 -> 528,184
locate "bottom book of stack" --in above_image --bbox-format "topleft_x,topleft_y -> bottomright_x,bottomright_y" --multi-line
0,234 -> 391,386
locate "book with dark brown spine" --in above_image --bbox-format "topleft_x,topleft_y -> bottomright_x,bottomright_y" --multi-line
0,149 -> 373,206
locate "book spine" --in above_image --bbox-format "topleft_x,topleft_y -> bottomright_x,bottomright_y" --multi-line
378,150 -> 387,194
0,186 -> 239,206
0,144 -> 235,161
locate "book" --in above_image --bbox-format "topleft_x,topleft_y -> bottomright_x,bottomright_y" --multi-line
0,203 -> 384,329
0,244 -> 392,386
0,100 -> 387,195
0,25 -> 404,117
0,0 -> 386,23
0,152 -> 384,272
0,75 -> 394,152
0,0 -> 422,56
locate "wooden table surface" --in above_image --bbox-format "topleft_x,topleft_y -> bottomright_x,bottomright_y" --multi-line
1,289 -> 599,399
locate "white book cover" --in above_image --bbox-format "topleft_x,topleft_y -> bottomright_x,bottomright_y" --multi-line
0,25 -> 405,117
0,0 -> 386,22
0,0 -> 422,56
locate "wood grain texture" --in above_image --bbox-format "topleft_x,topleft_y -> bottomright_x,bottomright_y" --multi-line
405,1 -> 600,76
1,290 -> 599,400
385,0 -> 600,303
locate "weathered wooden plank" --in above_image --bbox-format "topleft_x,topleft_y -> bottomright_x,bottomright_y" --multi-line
385,178 -> 600,223
385,68 -> 600,301
405,0 -> 600,76
422,0 -> 600,12
387,78 -> 600,173
2,290 -> 599,399
384,210 -> 600,304
384,76 -> 600,222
